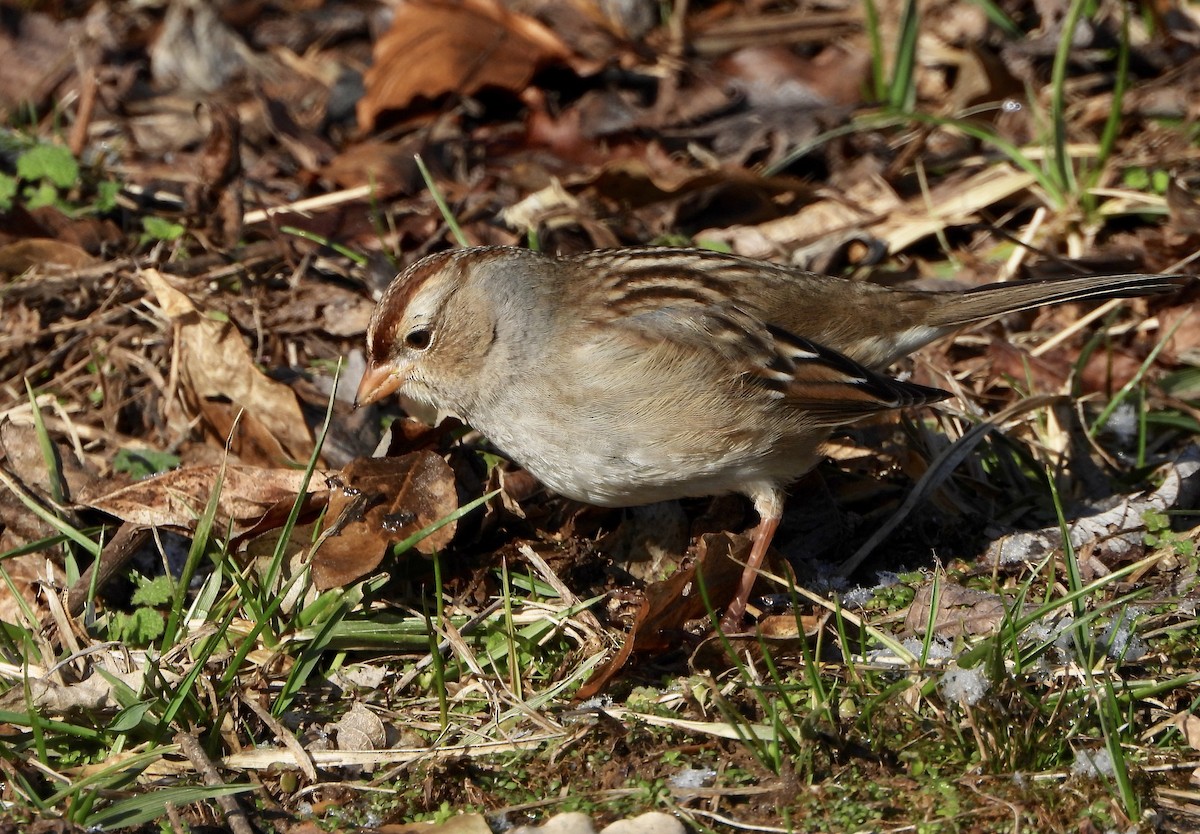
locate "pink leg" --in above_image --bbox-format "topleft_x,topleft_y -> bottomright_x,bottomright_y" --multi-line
719,507 -> 781,634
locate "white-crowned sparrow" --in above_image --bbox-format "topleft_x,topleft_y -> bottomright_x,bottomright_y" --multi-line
355,246 -> 1185,631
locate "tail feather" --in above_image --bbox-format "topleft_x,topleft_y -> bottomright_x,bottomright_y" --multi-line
927,273 -> 1189,328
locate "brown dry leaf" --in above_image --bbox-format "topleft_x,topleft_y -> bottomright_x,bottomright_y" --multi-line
756,613 -> 824,638
1166,177 -> 1200,236
522,0 -> 639,57
706,164 -> 1035,259
184,102 -> 243,247
631,533 -> 749,646
988,338 -> 1152,396
689,611 -> 824,672
0,420 -> 96,503
872,165 -> 1038,252
902,583 -> 1009,638
334,703 -> 387,751
257,87 -> 338,174
1176,712 -> 1200,751
577,533 -> 747,698
985,341 -> 1072,393
0,539 -> 55,626
1160,300 -> 1200,366
0,666 -> 155,716
321,137 -> 425,196
986,445 -> 1200,568
311,452 -> 458,590
15,205 -> 124,252
78,465 -> 326,534
603,502 -> 690,584
358,0 -> 572,130
0,239 -> 98,276
1078,349 -> 1152,395
584,154 -> 812,211
262,283 -> 376,338
141,269 -> 314,465
0,12 -> 80,120
717,43 -> 868,108
0,420 -> 94,621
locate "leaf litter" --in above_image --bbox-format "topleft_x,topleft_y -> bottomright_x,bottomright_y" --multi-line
0,0 -> 1198,831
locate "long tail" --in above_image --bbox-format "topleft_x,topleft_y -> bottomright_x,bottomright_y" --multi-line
927,273 -> 1189,328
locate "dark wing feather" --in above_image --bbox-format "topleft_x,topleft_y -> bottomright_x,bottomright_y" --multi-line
758,325 -> 950,424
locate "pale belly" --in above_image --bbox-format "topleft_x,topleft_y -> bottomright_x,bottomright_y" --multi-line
455,330 -> 828,507
468,394 -> 823,508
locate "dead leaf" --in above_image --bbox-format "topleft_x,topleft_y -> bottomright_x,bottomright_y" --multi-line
986,445 -> 1200,567
0,420 -> 99,621
600,502 -> 689,584
1160,298 -> 1200,366
1176,712 -> 1200,751
322,137 -> 425,196
0,544 -> 54,626
311,452 -> 459,590
78,465 -> 327,534
689,609 -> 824,672
358,0 -> 572,130
261,283 -> 376,338
577,532 -> 747,698
585,154 -> 812,211
335,703 -> 387,751
704,164 -> 1035,259
0,420 -> 96,503
184,102 -> 244,246
141,269 -> 315,465
0,239 -> 98,276
902,583 -> 1010,638
0,666 -> 157,716
149,0 -> 250,93
717,43 -> 868,108
1167,177 -> 1200,236
0,12 -> 80,120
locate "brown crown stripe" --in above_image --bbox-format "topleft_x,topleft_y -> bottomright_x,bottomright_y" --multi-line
368,250 -> 461,354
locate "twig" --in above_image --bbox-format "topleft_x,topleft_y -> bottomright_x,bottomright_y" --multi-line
240,696 -> 318,782
66,525 -> 150,617
242,185 -> 374,225
175,732 -> 256,834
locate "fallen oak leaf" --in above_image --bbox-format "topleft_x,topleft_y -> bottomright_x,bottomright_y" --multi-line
358,0 -> 571,130
311,452 -> 458,590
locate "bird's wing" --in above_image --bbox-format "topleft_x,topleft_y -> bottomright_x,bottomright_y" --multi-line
574,250 -> 950,425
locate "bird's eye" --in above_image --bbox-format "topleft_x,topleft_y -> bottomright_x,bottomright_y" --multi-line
405,327 -> 433,350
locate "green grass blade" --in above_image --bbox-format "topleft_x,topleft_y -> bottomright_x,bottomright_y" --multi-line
1048,0 -> 1087,198
0,468 -> 100,558
863,0 -> 885,101
1093,6 -> 1130,179
415,153 -> 468,247
86,783 -> 257,830
888,0 -> 920,112
23,378 -> 66,507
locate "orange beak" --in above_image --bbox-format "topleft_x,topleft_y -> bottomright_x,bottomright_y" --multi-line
354,362 -> 404,409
